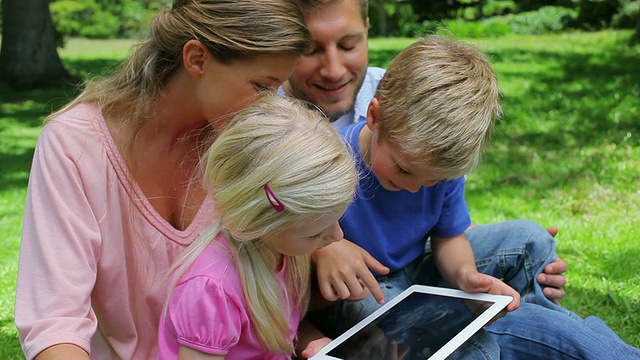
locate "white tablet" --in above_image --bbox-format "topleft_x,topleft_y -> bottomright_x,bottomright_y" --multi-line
309,285 -> 513,360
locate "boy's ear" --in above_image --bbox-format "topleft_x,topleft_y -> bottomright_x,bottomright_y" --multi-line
183,39 -> 209,77
366,97 -> 381,131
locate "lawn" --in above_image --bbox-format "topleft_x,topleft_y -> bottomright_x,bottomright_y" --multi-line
1,30 -> 638,358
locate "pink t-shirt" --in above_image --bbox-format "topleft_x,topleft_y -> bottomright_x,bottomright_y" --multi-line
15,104 -> 215,359
158,236 -> 301,359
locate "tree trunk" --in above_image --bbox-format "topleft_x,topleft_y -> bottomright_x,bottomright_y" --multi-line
0,0 -> 76,89
631,14 -> 640,44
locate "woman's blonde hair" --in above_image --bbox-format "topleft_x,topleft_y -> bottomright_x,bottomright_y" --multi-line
169,94 -> 358,354
47,0 -> 310,128
375,34 -> 502,178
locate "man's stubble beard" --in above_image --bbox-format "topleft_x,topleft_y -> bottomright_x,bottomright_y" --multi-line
289,73 -> 366,123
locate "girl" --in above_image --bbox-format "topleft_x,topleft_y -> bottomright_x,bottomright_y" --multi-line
158,94 -> 358,359
15,1 -> 310,359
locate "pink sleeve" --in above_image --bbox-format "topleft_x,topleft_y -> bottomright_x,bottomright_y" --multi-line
168,276 -> 244,355
15,122 -> 102,358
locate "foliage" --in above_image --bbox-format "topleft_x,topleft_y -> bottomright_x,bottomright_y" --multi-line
573,0 -> 623,29
398,6 -> 578,38
50,0 -> 120,39
48,0 -> 164,39
611,0 -> 640,29
368,0 -> 638,37
503,6 -> 579,34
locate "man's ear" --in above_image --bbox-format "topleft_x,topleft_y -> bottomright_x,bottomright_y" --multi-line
365,17 -> 370,36
182,39 -> 209,77
366,97 -> 381,131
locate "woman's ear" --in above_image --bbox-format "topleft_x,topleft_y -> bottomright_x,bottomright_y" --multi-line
182,39 -> 209,77
366,97 -> 381,131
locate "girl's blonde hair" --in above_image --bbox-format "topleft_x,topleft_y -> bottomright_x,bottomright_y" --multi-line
47,0 -> 310,128
375,34 -> 502,179
169,94 -> 358,354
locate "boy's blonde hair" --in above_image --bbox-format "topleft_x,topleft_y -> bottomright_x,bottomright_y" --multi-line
374,34 -> 502,178
169,94 -> 358,354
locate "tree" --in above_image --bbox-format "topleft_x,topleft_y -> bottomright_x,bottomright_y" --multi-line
633,14 -> 640,43
0,0 -> 76,89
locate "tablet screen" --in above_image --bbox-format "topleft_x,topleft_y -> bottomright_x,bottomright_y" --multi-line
310,285 -> 512,360
327,293 -> 492,359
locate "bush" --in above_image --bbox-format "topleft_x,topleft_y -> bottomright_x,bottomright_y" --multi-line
611,0 -> 640,29
50,0 -> 120,39
574,0 -> 620,29
503,6 -> 578,34
49,0 -> 159,39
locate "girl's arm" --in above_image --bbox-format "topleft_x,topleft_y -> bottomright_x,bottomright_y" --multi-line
295,317 -> 332,359
178,346 -> 225,360
431,234 -> 520,312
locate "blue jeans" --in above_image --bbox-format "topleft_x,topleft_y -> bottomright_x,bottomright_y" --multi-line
310,220 -> 640,359
469,221 -> 640,359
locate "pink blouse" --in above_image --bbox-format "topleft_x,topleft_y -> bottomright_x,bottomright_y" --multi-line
15,103 -> 215,359
158,236 -> 301,359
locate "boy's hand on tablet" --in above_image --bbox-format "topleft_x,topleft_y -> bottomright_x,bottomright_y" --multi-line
312,239 -> 390,304
458,272 -> 521,312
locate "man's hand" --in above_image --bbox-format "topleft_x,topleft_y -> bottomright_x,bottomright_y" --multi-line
312,239 -> 390,304
538,226 -> 568,305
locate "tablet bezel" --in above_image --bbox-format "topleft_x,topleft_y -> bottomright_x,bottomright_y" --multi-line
309,284 -> 513,360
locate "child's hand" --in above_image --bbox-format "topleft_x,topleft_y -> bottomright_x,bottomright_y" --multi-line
458,272 -> 521,312
299,337 -> 332,359
311,239 -> 390,304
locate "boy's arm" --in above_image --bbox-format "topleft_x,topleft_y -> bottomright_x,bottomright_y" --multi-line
311,239 -> 390,304
431,233 -> 520,312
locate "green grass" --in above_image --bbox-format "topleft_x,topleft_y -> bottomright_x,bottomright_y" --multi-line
1,31 -> 639,357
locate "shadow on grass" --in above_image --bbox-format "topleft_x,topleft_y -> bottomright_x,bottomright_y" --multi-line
0,317 -> 22,360
0,59 -> 122,194
562,285 -> 640,348
464,41 -> 640,197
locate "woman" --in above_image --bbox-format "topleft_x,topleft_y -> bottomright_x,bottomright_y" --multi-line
14,1 -> 310,359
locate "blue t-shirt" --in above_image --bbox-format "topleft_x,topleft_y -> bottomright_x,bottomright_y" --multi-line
339,121 -> 472,273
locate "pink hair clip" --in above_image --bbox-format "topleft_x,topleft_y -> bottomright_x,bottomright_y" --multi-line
264,184 -> 285,212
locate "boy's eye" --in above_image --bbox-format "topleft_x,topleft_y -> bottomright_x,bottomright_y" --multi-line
397,165 -> 410,174
309,233 -> 322,240
254,83 -> 270,91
